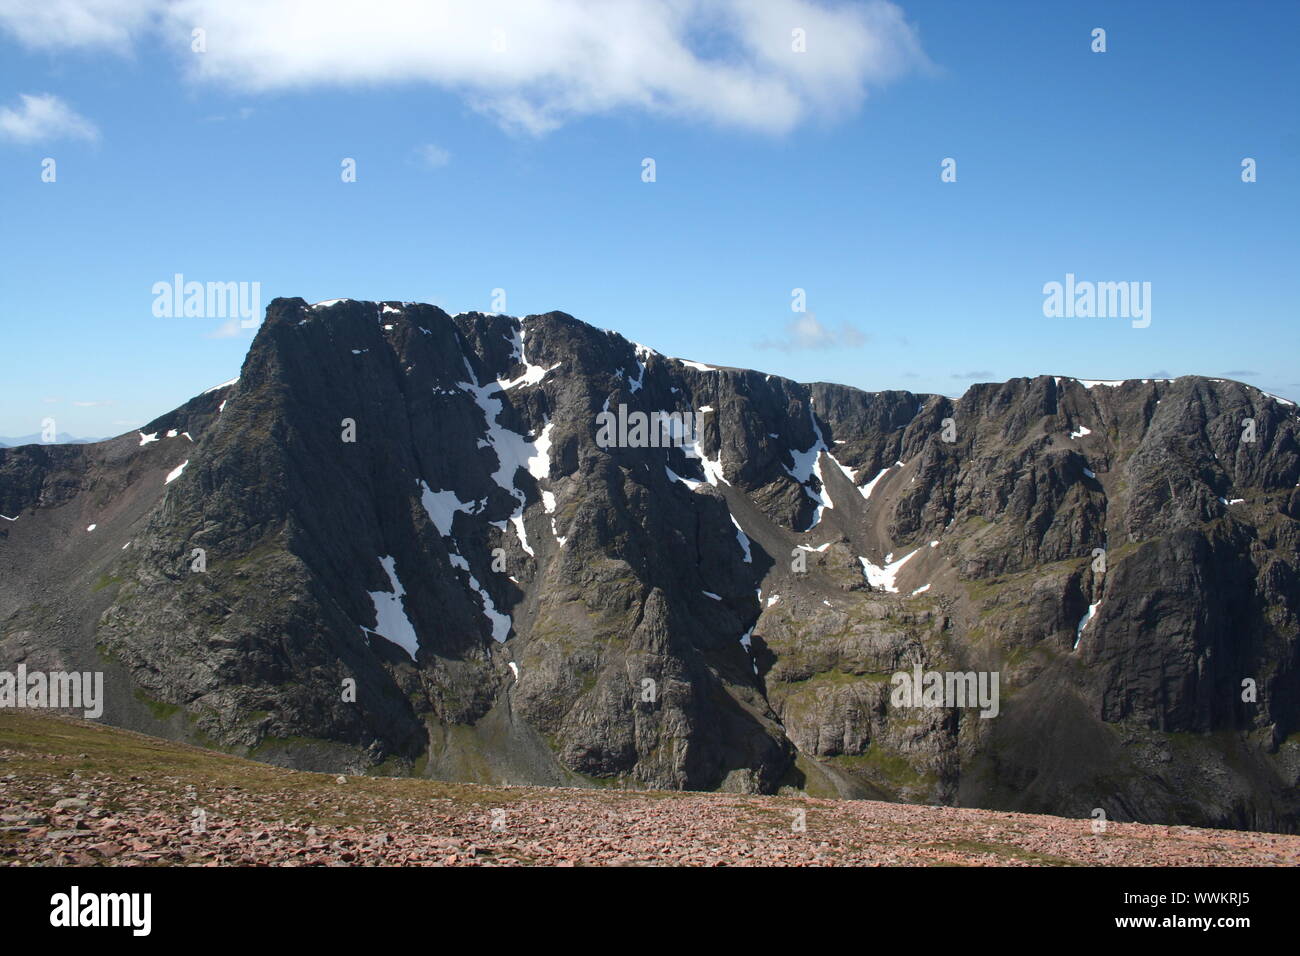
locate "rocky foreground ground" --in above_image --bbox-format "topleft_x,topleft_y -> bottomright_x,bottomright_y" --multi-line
1,713 -> 1296,867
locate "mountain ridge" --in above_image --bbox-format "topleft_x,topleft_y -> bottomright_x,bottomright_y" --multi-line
2,297 -> 1297,832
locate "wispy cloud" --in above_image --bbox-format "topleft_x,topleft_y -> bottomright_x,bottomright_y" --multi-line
414,143 -> 451,169
1221,369 -> 1259,377
202,106 -> 255,123
0,92 -> 98,143
755,313 -> 866,352
206,318 -> 247,339
0,0 -> 929,136
71,400 -> 112,407
950,370 -> 993,380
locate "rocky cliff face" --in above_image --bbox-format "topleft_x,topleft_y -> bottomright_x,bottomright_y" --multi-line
3,298 -> 1298,831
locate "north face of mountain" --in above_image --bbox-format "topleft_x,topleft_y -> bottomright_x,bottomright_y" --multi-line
2,298 -> 1297,831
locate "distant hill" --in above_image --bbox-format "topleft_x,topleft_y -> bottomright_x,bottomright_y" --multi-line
0,433 -> 102,448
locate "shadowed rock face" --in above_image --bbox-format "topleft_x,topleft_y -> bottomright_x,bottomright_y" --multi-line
2,298 -> 1298,830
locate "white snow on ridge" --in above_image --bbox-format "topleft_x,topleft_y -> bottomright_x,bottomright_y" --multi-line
447,552 -> 511,643
420,482 -> 481,537
526,421 -> 554,480
1074,601 -> 1100,650
1070,425 -> 1092,439
678,359 -> 716,372
165,460 -> 189,484
510,514 -> 534,556
911,583 -> 931,596
784,408 -> 832,528
859,466 -> 890,502
730,515 -> 753,563
498,326 -> 561,390
826,452 -> 857,485
138,432 -> 159,446
738,625 -> 758,674
457,353 -> 555,554
86,524 -> 96,532
626,345 -> 654,393
1078,380 -> 1124,389
666,465 -> 702,490
1220,496 -> 1245,506
202,377 -> 239,395
311,299 -> 349,309
365,556 -> 420,660
859,548 -> 921,593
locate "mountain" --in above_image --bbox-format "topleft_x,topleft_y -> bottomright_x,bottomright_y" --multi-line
0,433 -> 103,448
2,297 -> 1298,832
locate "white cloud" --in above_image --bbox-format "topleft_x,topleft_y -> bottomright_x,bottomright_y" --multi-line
756,313 -> 866,351
414,143 -> 451,168
0,0 -> 928,135
0,93 -> 99,143
0,0 -> 154,49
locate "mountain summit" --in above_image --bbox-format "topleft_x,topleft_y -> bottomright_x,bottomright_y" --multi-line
3,298 -> 1298,831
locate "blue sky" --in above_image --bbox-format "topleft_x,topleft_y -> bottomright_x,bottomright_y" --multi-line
0,0 -> 1296,439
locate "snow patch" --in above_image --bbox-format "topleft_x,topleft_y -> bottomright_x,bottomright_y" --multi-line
365,556 -> 420,660
859,548 -> 920,593
165,460 -> 189,484
859,466 -> 890,502
665,465 -> 702,490
1074,601 -> 1100,650
1069,425 -> 1092,439
729,515 -> 753,563
420,482 -> 481,537
784,408 -> 831,528
202,377 -> 239,394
